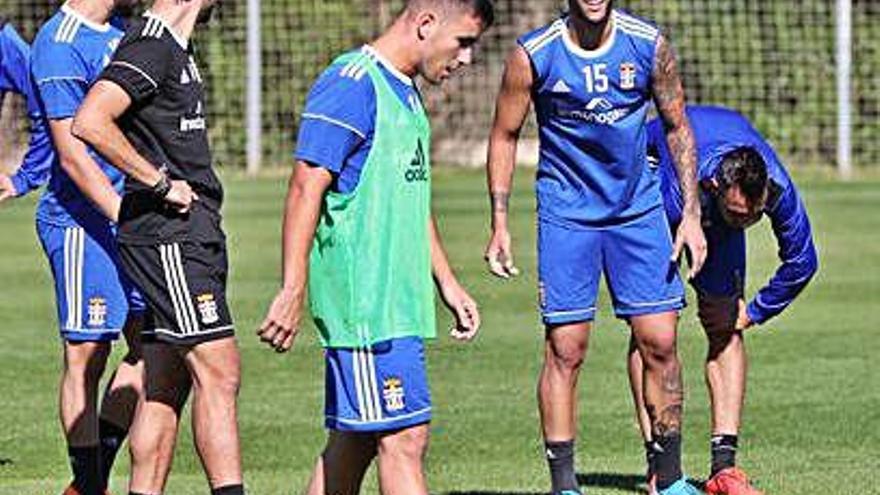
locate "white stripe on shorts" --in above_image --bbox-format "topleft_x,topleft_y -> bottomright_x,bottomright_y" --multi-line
63,228 -> 73,329
64,228 -> 84,330
170,244 -> 200,333
364,345 -> 383,420
160,243 -> 199,335
352,348 -> 369,421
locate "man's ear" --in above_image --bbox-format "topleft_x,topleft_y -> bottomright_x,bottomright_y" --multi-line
415,10 -> 439,40
701,177 -> 719,194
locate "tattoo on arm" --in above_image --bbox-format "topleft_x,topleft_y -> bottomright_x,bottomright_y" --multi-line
491,192 -> 510,213
652,34 -> 699,216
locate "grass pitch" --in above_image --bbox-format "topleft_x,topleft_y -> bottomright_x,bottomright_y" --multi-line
0,169 -> 876,494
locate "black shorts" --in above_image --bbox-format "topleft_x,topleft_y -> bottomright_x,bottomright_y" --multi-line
119,240 -> 234,345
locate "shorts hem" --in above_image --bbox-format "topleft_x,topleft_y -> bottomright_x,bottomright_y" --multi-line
614,299 -> 686,319
325,410 -> 432,433
61,330 -> 121,342
542,307 -> 596,325
142,327 -> 235,346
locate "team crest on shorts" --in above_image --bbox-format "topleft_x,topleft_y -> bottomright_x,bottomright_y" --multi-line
382,377 -> 405,412
87,297 -> 107,327
196,293 -> 220,325
620,62 -> 636,90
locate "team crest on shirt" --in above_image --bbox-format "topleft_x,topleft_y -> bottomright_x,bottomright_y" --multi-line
87,297 -> 107,327
382,377 -> 405,412
196,293 -> 220,325
619,62 -> 636,90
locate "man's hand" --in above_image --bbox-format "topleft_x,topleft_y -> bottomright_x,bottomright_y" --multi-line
438,280 -> 481,341
735,299 -> 753,331
484,227 -> 519,279
0,174 -> 18,204
163,180 -> 198,213
257,287 -> 303,352
672,213 -> 707,279
698,294 -> 753,334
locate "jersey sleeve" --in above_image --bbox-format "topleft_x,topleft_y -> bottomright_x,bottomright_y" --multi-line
10,114 -> 53,196
0,23 -> 31,96
294,63 -> 375,175
746,177 -> 819,325
100,35 -> 173,104
30,39 -> 90,119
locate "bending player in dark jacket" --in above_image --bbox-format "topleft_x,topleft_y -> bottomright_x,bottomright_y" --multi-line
629,105 -> 818,495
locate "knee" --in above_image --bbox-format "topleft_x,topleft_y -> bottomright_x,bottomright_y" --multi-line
705,329 -> 743,360
194,366 -> 240,400
380,426 -> 429,462
546,334 -> 587,373
638,334 -> 678,369
65,344 -> 110,385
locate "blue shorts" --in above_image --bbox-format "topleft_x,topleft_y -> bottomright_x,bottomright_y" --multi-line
37,220 -> 145,342
690,220 -> 746,299
324,336 -> 431,432
538,207 -> 685,325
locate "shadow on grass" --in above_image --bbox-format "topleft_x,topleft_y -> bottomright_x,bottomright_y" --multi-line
0,457 -> 13,466
444,471 -> 648,494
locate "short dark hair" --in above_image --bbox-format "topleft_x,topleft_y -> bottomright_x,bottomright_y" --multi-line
406,0 -> 495,27
717,147 -> 768,205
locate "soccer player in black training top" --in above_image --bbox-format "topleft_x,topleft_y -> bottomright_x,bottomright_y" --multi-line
73,1 -> 245,494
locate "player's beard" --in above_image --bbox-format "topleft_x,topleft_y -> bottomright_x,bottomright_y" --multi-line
571,0 -> 613,26
113,0 -> 139,19
196,4 -> 217,24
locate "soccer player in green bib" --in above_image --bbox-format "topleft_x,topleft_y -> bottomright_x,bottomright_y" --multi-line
257,1 -> 494,493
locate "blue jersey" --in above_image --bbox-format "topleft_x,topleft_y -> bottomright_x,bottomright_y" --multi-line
0,21 -> 53,197
30,6 -> 125,227
295,46 -> 424,193
520,10 -> 661,227
648,105 -> 819,325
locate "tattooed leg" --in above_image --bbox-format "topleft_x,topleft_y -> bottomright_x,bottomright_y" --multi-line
631,311 -> 685,490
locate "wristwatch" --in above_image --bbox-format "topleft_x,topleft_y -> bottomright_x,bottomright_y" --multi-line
151,173 -> 172,198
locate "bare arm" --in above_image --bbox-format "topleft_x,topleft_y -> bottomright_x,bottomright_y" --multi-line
73,80 -> 196,212
651,34 -> 706,277
484,45 -> 533,278
48,118 -> 120,221
280,162 -> 332,293
431,215 -> 480,340
72,80 -> 163,188
258,161 -> 332,352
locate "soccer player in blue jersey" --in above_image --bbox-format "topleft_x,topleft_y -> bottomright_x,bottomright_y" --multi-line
628,105 -> 818,495
0,19 -> 53,203
256,1 -> 492,493
485,1 -> 706,494
28,1 -> 145,494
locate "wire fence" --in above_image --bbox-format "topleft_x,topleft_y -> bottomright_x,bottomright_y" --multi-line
2,1 -> 879,172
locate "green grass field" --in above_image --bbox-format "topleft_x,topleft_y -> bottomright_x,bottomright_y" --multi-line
0,169 -> 877,494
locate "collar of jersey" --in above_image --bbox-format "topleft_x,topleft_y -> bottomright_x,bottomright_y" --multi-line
561,13 -> 617,59
361,45 -> 414,87
143,11 -> 188,50
60,3 -> 111,32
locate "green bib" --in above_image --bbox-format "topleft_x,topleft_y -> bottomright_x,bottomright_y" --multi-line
308,52 -> 435,348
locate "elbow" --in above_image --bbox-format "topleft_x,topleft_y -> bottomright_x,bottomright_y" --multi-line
805,247 -> 819,282
57,152 -> 85,178
71,110 -> 101,146
490,126 -> 520,145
